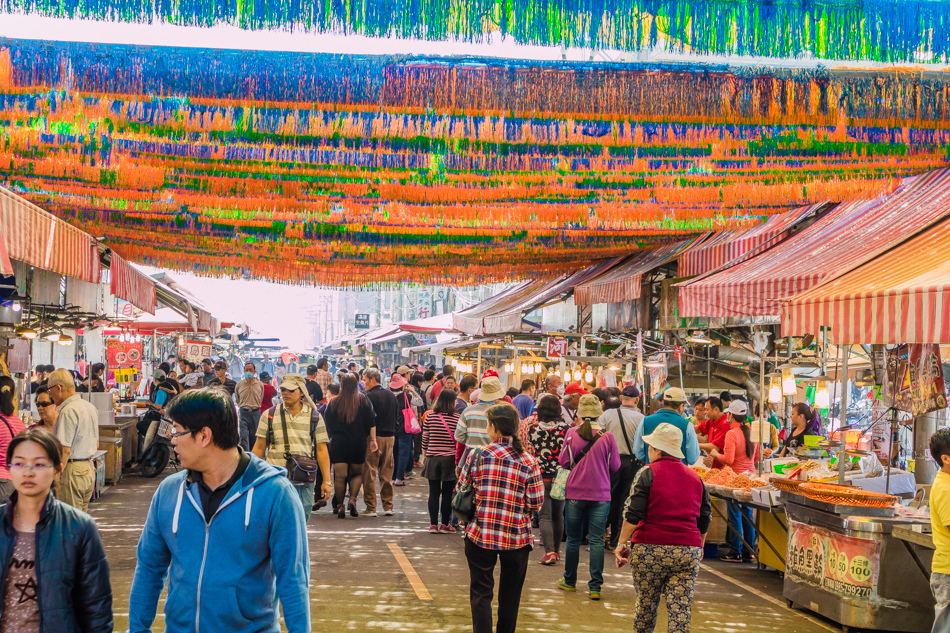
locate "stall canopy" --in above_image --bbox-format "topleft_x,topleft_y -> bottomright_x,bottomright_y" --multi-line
783,215 -> 950,344
677,168 -> 950,318
109,251 -> 157,315
397,313 -> 457,334
0,186 -> 100,283
574,239 -> 700,306
453,279 -> 553,336
677,203 -> 828,278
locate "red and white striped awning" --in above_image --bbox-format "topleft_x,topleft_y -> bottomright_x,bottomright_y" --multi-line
574,239 -> 699,306
0,187 -> 99,283
110,252 -> 157,315
677,168 -> 950,318
677,203 -> 823,278
783,215 -> 950,344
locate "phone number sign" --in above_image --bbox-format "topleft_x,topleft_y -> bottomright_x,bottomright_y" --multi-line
787,520 -> 880,600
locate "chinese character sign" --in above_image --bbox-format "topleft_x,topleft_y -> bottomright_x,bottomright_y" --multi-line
786,520 -> 880,601
179,341 -> 212,363
107,340 -> 143,368
355,314 -> 370,329
546,337 -> 569,359
884,344 -> 948,416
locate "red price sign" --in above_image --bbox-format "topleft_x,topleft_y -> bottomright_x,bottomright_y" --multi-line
546,337 -> 568,359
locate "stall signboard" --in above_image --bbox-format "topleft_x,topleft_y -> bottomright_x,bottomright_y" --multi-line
546,337 -> 568,359
178,340 -> 212,363
787,520 -> 880,601
107,340 -> 142,368
355,313 -> 370,329
883,343 -> 948,415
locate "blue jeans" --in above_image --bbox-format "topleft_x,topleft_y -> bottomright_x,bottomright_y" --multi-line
394,434 -> 413,480
295,482 -> 315,523
564,499 -> 610,592
727,500 -> 756,557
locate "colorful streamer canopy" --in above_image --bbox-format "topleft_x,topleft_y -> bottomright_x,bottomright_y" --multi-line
0,39 -> 948,285
3,1 -> 950,62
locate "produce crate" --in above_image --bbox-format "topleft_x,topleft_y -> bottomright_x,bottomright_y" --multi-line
706,497 -> 730,544
98,437 -> 123,484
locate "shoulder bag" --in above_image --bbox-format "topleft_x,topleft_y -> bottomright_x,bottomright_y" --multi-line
452,448 -> 483,522
267,405 -> 319,484
402,392 -> 422,434
550,430 -> 605,500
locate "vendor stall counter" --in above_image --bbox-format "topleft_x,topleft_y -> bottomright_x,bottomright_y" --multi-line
781,491 -> 934,632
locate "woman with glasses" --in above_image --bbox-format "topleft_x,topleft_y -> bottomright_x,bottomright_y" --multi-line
32,387 -> 58,431
0,377 -> 26,504
0,427 -> 112,632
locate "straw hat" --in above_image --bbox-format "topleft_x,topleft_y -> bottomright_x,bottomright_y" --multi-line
642,422 -> 685,459
478,377 -> 505,402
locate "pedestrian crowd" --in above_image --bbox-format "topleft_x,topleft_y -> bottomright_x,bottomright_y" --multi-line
9,357 -> 922,633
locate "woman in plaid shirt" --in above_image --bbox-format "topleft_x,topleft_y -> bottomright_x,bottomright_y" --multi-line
457,404 -> 543,633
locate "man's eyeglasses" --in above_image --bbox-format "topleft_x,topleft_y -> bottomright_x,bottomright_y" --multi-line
35,401 -> 54,408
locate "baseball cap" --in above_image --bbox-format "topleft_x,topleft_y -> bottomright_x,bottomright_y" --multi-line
153,369 -> 166,381
622,384 -> 641,398
663,387 -> 688,403
728,400 -> 749,416
564,383 -> 590,396
395,365 -> 411,376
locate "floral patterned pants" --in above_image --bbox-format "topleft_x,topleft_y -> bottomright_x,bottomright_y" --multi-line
630,543 -> 702,633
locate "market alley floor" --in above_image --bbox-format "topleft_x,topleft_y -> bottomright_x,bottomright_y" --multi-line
94,469 -> 844,633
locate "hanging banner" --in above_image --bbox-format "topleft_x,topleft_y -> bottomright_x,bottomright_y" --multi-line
107,339 -> 143,368
178,340 -> 213,363
546,337 -> 568,359
883,344 -> 947,416
786,519 -> 881,601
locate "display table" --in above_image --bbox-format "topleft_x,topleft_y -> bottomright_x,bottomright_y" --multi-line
709,489 -> 787,572
781,491 -> 934,632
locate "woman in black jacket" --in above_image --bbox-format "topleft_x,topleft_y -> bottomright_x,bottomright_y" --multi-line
0,427 -> 112,633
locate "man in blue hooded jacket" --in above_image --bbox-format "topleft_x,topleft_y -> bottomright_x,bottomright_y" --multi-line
128,388 -> 310,633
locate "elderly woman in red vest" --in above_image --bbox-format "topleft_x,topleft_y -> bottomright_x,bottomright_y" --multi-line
614,422 -> 711,633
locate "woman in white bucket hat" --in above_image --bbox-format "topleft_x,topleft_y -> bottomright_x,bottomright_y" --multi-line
614,422 -> 711,633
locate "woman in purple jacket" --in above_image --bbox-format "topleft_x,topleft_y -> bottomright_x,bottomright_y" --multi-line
614,422 -> 712,633
557,395 -> 620,600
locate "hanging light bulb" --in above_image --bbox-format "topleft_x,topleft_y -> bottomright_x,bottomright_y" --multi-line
768,378 -> 782,404
11,301 -> 21,312
42,330 -> 60,342
534,363 -> 542,374
57,333 -> 73,346
815,382 -> 830,409
782,368 -> 797,396
503,362 -> 511,373
15,326 -> 37,340
134,332 -> 142,344
585,369 -> 594,383
563,370 -> 571,381
521,363 -> 529,374
572,369 -> 581,381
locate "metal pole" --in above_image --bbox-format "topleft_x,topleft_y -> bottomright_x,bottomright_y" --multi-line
915,410 -> 941,485
707,345 -> 711,397
758,351 -> 766,477
886,408 -> 897,494
838,345 -> 850,485
476,345 -> 482,378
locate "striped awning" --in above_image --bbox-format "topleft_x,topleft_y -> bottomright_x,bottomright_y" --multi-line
453,279 -> 554,336
0,187 -> 100,283
677,168 -> 950,318
110,252 -> 157,315
783,215 -> 950,344
677,203 -> 824,278
574,239 -> 699,306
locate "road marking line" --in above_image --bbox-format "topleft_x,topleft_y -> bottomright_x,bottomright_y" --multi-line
387,543 -> 433,601
700,564 -> 839,633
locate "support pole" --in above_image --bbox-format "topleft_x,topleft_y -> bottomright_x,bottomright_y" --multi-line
838,345 -> 850,485
915,410 -> 941,485
476,345 -> 482,378
758,351 -> 766,477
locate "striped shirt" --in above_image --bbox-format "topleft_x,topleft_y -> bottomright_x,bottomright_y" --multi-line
257,403 -> 329,467
454,401 -> 493,449
422,411 -> 459,457
457,439 -> 544,550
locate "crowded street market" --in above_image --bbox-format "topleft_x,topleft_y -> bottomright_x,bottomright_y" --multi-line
2,3 -> 950,633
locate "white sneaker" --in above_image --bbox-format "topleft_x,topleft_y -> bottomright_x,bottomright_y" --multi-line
384,509 -> 394,516
364,511 -> 378,517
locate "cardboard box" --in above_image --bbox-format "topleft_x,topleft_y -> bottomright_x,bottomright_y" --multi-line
99,437 -> 123,484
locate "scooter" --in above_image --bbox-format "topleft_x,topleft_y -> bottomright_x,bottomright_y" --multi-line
139,417 -> 178,478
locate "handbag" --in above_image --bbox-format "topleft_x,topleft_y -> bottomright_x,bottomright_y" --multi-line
403,395 -> 422,434
268,405 -> 319,484
452,449 -> 484,522
550,430 -> 605,501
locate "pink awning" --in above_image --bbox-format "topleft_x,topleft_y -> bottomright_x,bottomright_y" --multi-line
574,240 -> 699,306
783,215 -> 950,344
0,187 -> 99,283
677,203 -> 824,278
677,168 -> 950,318
110,252 -> 157,315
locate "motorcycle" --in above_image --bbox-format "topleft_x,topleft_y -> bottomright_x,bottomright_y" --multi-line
139,417 -> 178,478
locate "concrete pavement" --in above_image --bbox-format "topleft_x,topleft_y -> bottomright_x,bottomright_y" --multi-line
93,468 -> 842,632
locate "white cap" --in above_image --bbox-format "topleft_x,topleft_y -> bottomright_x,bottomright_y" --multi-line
728,400 -> 749,416
642,422 -> 685,459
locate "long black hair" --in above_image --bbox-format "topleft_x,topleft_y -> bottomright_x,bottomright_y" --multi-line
793,402 -> 821,434
433,388 -> 459,416
330,374 -> 365,424
486,404 -> 524,454
730,412 -> 755,459
0,376 -> 15,416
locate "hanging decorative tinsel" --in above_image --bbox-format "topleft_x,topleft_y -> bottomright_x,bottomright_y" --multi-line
0,39 -> 947,285
3,1 -> 950,62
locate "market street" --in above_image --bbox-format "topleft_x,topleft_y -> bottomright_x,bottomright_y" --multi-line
94,471 -> 839,633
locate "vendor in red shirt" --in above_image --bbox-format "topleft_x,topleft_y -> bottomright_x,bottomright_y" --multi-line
696,397 -> 729,469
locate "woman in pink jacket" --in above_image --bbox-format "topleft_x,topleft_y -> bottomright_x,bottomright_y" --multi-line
710,400 -> 758,563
